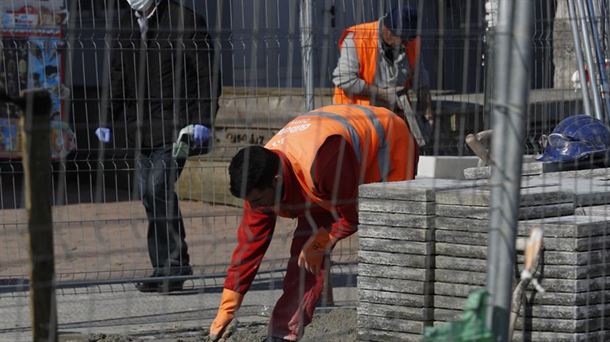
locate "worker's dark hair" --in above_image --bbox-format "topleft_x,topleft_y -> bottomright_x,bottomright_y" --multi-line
229,146 -> 280,198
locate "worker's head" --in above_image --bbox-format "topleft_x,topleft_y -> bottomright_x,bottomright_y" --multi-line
125,0 -> 157,13
382,5 -> 418,46
537,114 -> 610,162
229,146 -> 281,208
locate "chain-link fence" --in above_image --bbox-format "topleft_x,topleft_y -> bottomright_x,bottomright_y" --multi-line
1,0 -> 607,340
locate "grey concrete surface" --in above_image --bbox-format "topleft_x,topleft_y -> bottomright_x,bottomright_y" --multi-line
0,285 -> 357,342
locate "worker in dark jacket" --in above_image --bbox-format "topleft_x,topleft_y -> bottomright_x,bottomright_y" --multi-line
209,104 -> 417,341
96,0 -> 221,293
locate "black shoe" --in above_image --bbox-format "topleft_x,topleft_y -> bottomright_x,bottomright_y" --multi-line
135,267 -> 192,293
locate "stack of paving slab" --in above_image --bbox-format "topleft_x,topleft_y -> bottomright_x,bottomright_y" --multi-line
433,185 -> 575,332
357,179 -> 484,342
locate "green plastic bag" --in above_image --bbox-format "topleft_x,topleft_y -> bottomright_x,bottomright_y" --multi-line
423,289 -> 493,342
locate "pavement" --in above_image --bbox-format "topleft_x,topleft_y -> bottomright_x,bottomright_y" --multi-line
0,270 -> 358,342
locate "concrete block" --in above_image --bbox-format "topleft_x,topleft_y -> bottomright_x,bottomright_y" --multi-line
435,270 -> 486,286
358,224 -> 432,242
435,242 -> 487,259
359,289 -> 427,307
520,215 -> 610,238
358,263 -> 432,282
435,216 -> 489,232
358,251 -> 431,268
575,204 -> 610,216
435,202 -> 574,220
359,198 -> 435,215
435,187 -> 572,207
359,211 -> 435,228
435,229 -> 610,251
359,178 -> 485,202
358,275 -> 432,295
511,330 -> 610,342
357,330 -> 423,342
435,255 -> 610,279
358,302 -> 432,321
435,308 -> 608,334
358,314 -> 426,334
359,237 -> 433,255
417,156 -> 480,179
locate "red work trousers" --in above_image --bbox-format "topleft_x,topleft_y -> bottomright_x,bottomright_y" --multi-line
268,211 -> 336,341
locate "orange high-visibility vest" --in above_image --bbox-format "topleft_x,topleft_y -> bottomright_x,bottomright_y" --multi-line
333,21 -> 422,105
265,104 -> 417,211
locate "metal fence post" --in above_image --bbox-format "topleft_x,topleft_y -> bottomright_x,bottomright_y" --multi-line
20,89 -> 57,341
485,0 -> 533,340
300,0 -> 314,111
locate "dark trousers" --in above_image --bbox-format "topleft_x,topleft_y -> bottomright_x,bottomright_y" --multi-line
138,146 -> 191,276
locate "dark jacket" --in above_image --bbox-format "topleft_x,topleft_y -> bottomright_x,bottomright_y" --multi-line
108,1 -> 220,149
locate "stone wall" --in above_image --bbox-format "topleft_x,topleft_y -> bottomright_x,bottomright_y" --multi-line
357,168 -> 610,341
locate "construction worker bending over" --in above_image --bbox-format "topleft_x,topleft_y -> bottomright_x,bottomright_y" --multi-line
209,104 -> 418,341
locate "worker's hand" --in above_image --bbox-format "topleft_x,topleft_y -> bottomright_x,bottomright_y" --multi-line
95,127 -> 111,143
376,86 -> 404,109
193,124 -> 210,145
298,228 -> 336,275
209,289 -> 243,341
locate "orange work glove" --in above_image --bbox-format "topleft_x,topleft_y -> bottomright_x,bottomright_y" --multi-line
297,228 -> 336,275
209,288 -> 243,341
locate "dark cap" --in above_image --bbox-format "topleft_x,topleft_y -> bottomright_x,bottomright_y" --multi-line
383,5 -> 418,40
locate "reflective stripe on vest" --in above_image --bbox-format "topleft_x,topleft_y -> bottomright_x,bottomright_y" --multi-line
304,107 -> 391,181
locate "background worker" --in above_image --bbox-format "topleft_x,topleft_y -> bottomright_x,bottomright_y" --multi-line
95,0 -> 220,293
332,4 -> 433,124
208,104 -> 418,341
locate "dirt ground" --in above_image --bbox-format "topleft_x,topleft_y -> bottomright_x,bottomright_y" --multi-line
84,308 -> 357,342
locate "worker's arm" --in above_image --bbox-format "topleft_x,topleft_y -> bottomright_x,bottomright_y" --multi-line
224,202 -> 277,293
210,203 -> 277,340
332,33 -> 367,95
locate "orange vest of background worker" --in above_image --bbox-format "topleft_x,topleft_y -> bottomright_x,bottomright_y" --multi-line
332,5 -> 433,124
208,104 -> 417,341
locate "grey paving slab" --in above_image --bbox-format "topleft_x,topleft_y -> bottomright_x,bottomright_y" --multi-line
357,251 -> 431,268
357,302 -> 431,321
359,237 -> 433,255
358,263 -> 431,282
435,216 -> 490,232
435,270 -> 486,286
359,211 -> 435,228
358,289 -> 427,307
435,229 -> 610,251
575,204 -> 610,216
520,215 -> 610,237
511,330 -> 610,342
358,276 -> 431,295
436,269 -> 610,292
358,314 -> 425,334
435,187 -> 572,207
435,242 -> 487,259
358,225 -> 432,242
432,287 -> 610,319
435,308 -> 608,334
435,255 -> 610,279
359,199 -> 435,215
435,202 -> 574,220
359,179 -> 484,202
357,329 -> 423,342
433,285 -> 610,307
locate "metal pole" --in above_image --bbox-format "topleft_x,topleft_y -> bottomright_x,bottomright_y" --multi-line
586,0 -> 610,122
300,0 -> 315,111
576,0 -> 605,120
486,0 -> 532,340
567,0 -> 593,117
21,90 -> 58,342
